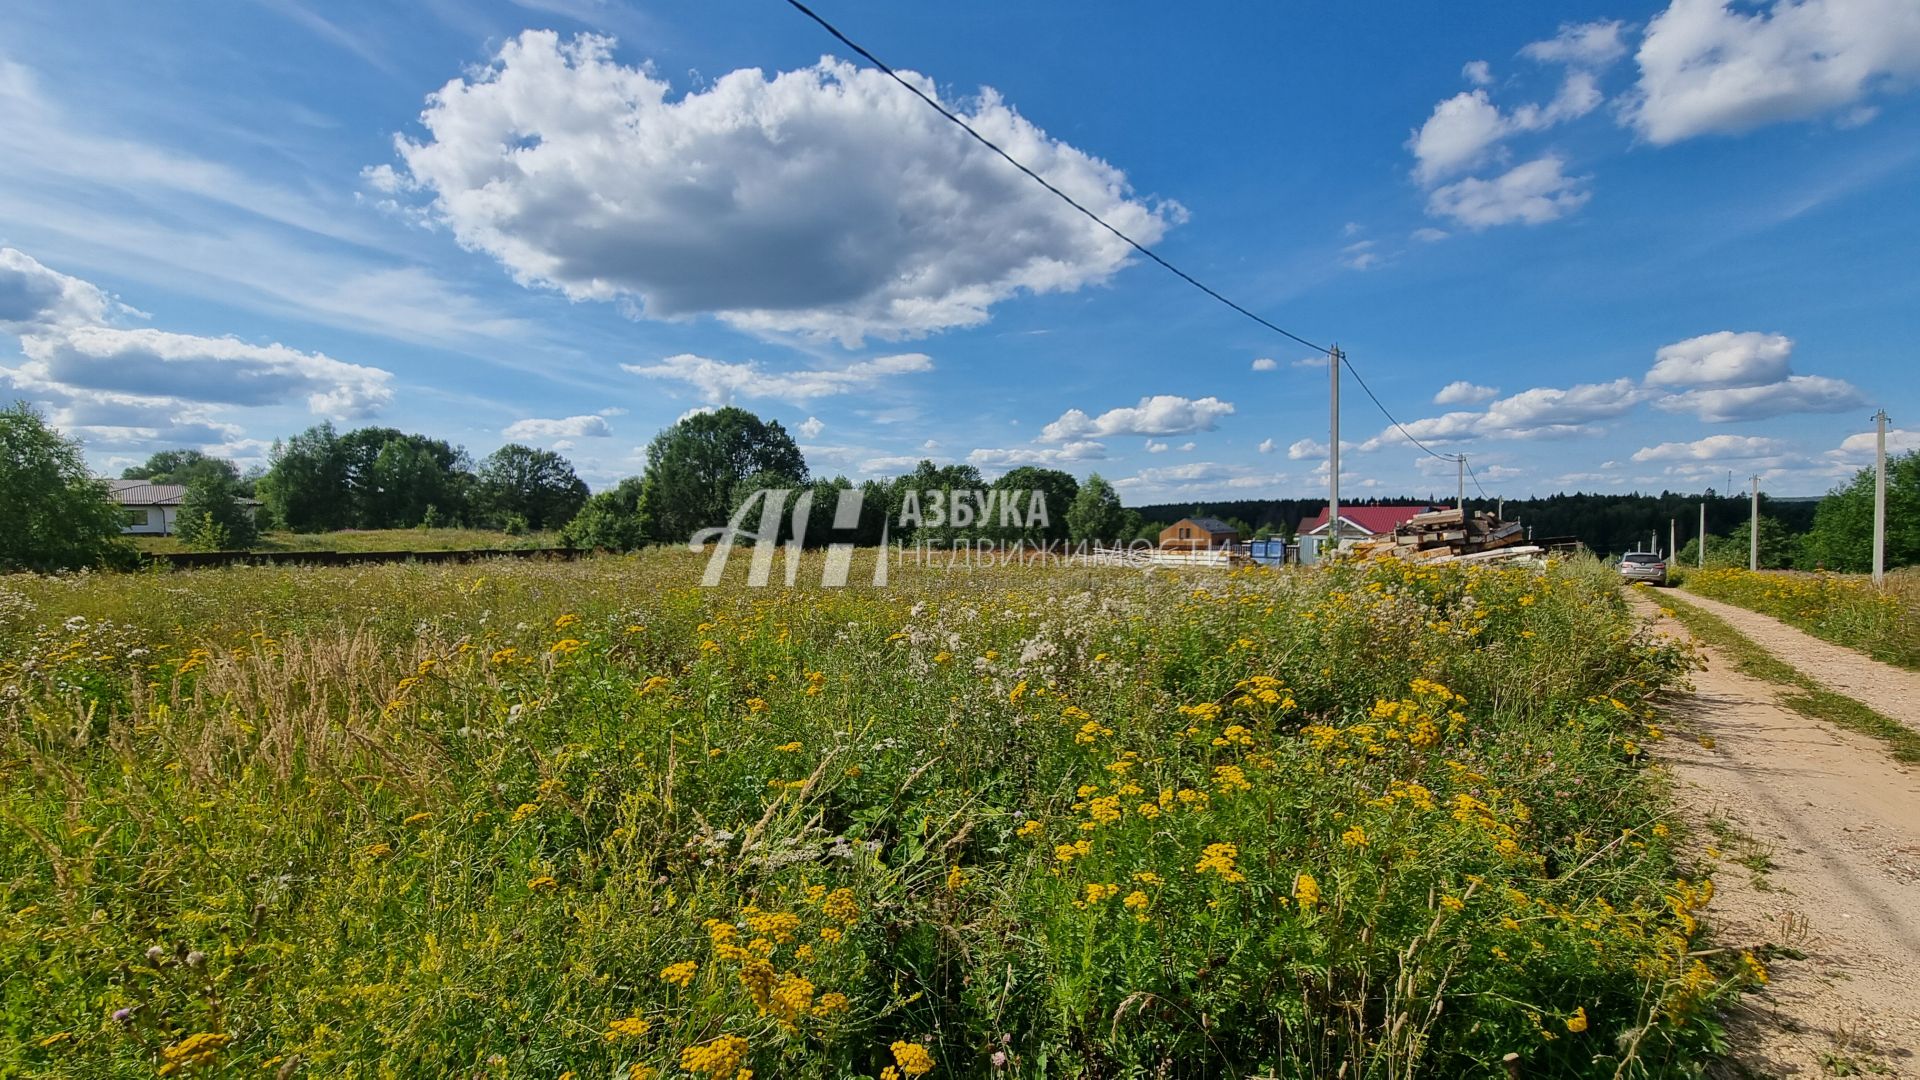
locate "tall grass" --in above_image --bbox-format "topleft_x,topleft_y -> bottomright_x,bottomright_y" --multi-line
128,526 -> 562,556
1683,567 -> 1920,671
1,552 -> 1755,1077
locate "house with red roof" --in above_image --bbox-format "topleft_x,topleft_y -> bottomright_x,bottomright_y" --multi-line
1296,504 -> 1447,563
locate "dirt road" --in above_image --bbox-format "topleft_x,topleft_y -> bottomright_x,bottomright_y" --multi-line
1629,594 -> 1920,1077
1671,589 -> 1920,730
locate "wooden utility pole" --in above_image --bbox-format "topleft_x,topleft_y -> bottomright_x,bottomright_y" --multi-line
1328,345 -> 1341,561
1873,410 -> 1890,587
1749,475 -> 1760,571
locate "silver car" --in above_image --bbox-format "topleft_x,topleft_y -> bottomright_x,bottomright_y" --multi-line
1618,552 -> 1668,586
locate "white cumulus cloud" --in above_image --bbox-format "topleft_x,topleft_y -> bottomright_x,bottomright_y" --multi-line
1427,155 -> 1590,228
1646,331 -> 1795,389
1250,357 -> 1278,372
0,247 -> 114,331
1039,395 -> 1235,442
1656,375 -> 1865,422
1830,428 -> 1920,461
1625,0 -> 1920,145
503,414 -> 613,441
16,326 -> 393,419
1631,434 -> 1790,462
388,31 -> 1182,344
1409,91 -> 1510,184
1408,73 -> 1602,188
1,247 -> 396,454
1364,379 -> 1645,451
1434,380 -> 1499,405
1642,329 -> 1864,420
1481,378 -> 1645,434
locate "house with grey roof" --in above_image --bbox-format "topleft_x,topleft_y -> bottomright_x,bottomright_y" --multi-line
105,480 -> 260,535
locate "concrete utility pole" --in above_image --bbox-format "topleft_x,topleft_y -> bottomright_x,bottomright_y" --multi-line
1456,455 -> 1466,515
1873,410 -> 1890,586
1698,500 -> 1706,568
1328,345 -> 1341,559
1669,519 -> 1676,562
1749,475 -> 1760,571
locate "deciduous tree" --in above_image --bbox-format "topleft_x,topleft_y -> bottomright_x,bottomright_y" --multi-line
641,408 -> 806,542
1,401 -> 132,571
1066,473 -> 1127,544
478,444 -> 588,531
1801,452 -> 1919,571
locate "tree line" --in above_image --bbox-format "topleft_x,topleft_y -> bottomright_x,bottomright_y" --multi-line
92,425 -> 593,552
561,407 -> 1134,551
5,397 -> 1915,574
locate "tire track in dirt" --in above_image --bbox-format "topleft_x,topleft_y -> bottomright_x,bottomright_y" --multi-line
1672,589 -> 1920,731
1629,594 -> 1920,1077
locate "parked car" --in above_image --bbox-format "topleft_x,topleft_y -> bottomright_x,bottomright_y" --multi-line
1617,551 -> 1668,586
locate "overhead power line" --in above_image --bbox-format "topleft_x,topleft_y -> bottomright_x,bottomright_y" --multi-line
780,0 -> 1463,465
780,0 -> 1326,358
1464,457 -> 1491,499
1337,355 -> 1458,462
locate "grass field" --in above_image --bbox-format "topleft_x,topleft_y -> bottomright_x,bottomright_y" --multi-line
128,527 -> 563,556
1682,567 -> 1920,671
0,551 -> 1757,1077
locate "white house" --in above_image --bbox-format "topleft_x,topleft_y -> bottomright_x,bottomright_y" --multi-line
105,480 -> 261,535
107,481 -> 188,535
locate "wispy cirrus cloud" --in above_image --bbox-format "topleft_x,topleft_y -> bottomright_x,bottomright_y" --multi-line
622,352 -> 934,405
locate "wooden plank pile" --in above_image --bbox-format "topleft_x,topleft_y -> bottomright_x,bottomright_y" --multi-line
1345,508 -> 1543,565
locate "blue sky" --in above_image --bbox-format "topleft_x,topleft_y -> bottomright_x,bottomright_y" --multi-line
2,0 -> 1916,502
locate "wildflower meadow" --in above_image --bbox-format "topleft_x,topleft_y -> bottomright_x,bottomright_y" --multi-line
1,551 -> 1758,1077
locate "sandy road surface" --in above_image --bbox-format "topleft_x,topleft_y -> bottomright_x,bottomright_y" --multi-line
1630,594 -> 1920,1077
1671,588 -> 1920,731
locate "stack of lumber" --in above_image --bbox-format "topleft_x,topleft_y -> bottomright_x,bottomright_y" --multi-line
1344,509 -> 1542,565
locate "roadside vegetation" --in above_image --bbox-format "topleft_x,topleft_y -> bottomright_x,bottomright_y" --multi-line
2,552 -> 1761,1077
1681,567 -> 1920,672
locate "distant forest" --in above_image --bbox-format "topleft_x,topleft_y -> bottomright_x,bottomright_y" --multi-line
1127,491 -> 1820,557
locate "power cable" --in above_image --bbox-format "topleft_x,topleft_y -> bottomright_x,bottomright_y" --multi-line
780,0 -> 1468,464
1336,354 -> 1457,461
1464,458 -> 1491,500
780,0 -> 1327,357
